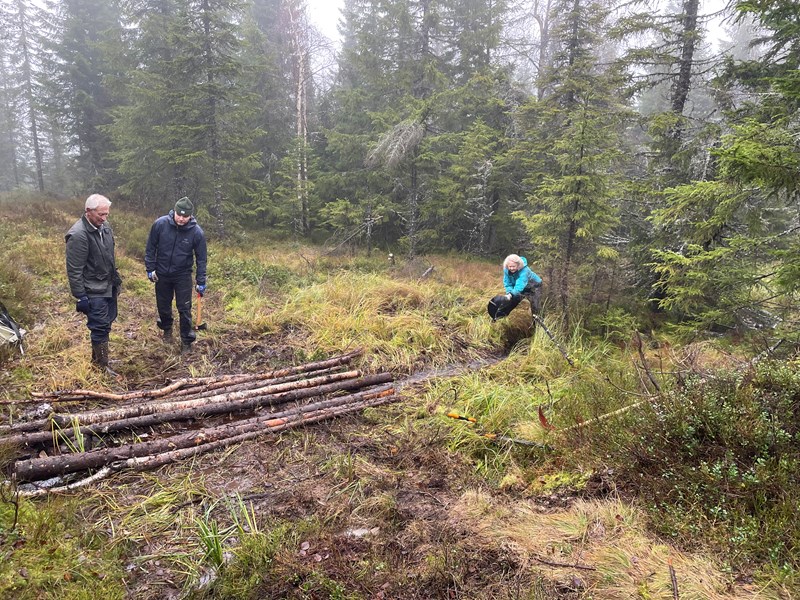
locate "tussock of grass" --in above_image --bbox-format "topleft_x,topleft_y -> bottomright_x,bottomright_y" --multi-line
263,272 -> 501,372
453,490 -> 768,599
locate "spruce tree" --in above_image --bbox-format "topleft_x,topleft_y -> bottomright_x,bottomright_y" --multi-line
111,0 -> 260,233
511,0 -> 635,322
645,0 -> 800,334
45,0 -> 127,191
7,0 -> 47,192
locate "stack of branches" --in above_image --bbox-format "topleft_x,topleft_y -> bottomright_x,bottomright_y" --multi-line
0,350 -> 396,493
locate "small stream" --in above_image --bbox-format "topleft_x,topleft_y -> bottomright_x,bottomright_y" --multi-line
394,355 -> 505,390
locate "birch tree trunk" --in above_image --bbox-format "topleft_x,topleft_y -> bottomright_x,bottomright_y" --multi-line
15,384 -> 395,482
285,0 -> 310,234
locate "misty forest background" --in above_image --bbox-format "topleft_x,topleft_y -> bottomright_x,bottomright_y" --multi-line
1,0 -> 799,336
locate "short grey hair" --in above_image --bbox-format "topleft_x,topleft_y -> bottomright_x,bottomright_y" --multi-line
85,194 -> 111,211
503,254 -> 523,270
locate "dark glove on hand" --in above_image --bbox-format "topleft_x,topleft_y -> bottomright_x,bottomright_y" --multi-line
147,271 -> 158,283
195,284 -> 206,296
76,296 -> 90,314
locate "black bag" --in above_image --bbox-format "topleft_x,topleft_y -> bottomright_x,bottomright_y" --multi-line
0,302 -> 24,353
487,294 -> 514,322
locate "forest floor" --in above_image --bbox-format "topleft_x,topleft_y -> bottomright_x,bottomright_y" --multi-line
0,199 -> 789,598
1,318 -> 772,599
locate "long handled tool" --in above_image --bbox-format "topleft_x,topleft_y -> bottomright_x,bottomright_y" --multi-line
446,412 -> 546,448
195,293 -> 207,331
532,314 -> 574,366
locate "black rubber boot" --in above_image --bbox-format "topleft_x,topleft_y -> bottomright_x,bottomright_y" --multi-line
95,340 -> 120,378
91,342 -> 101,365
157,320 -> 172,341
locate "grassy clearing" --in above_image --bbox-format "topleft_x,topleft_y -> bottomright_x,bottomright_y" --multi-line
1,196 -> 799,597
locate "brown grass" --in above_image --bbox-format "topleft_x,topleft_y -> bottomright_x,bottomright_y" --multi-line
452,490 -> 770,599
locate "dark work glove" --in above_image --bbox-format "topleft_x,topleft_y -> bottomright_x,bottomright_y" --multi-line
195,284 -> 206,297
147,271 -> 158,283
76,296 -> 90,314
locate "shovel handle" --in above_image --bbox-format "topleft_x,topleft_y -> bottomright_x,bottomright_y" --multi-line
195,292 -> 203,329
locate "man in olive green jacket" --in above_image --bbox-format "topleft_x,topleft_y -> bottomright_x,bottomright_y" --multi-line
65,194 -> 122,375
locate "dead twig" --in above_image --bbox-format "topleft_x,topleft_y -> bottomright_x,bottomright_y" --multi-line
634,331 -> 661,393
604,375 -> 651,398
532,554 -> 596,571
669,557 -> 679,600
419,264 -> 435,280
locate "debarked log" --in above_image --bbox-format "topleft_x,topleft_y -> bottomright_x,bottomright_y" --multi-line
14,383 -> 395,483
1,363 -> 350,436
30,350 -> 364,402
114,391 -> 397,476
4,372 -> 391,449
52,370 -> 363,427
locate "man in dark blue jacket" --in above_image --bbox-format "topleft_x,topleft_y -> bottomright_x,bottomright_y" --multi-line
145,197 -> 207,352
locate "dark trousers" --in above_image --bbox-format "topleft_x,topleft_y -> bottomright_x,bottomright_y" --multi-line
86,296 -> 118,343
155,274 -> 195,344
507,285 -> 542,317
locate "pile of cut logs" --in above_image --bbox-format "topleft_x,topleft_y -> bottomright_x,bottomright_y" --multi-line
0,350 -> 396,491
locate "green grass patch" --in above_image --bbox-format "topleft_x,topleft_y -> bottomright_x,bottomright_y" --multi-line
0,496 -> 127,599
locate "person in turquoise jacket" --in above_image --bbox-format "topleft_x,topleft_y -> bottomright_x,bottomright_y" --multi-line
502,254 -> 543,317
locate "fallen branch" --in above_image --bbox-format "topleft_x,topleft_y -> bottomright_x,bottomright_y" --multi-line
538,398 -> 653,433
561,401 -> 646,432
18,467 -> 112,498
669,557 -> 679,600
532,554 -> 596,571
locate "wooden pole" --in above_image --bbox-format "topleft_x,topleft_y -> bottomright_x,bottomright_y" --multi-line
4,373 -> 392,450
14,384 -> 395,483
